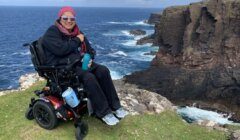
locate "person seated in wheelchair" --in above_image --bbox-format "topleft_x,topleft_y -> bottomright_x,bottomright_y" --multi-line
41,6 -> 128,126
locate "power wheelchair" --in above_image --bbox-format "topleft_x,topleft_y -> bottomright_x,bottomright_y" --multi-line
24,38 -> 90,140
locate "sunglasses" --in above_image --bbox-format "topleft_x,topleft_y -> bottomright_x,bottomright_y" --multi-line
61,16 -> 76,21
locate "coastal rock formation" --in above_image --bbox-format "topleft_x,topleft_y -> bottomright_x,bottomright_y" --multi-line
0,73 -> 44,96
136,34 -> 155,45
114,79 -> 175,115
19,73 -> 44,90
129,29 -> 146,36
147,13 -> 162,24
125,0 -> 240,121
193,120 -> 228,132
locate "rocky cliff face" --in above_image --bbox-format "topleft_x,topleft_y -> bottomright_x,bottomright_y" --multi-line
153,0 -> 240,69
126,0 -> 240,121
147,13 -> 162,24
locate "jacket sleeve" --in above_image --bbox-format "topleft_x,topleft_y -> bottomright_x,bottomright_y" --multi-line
84,37 -> 96,59
42,25 -> 81,57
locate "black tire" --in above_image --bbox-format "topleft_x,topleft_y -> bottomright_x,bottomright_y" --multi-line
33,101 -> 58,130
25,107 -> 34,120
75,121 -> 88,140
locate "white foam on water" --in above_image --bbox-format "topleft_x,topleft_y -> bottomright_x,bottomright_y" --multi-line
11,51 -> 30,56
112,51 -> 128,57
107,21 -> 121,24
102,32 -> 119,36
128,51 -> 155,62
145,29 -> 155,35
122,40 -> 137,47
107,20 -> 152,26
7,86 -> 13,89
121,30 -> 133,37
20,51 -> 30,56
133,21 -> 151,26
177,106 -> 236,125
103,30 -> 133,37
110,70 -> 123,80
121,30 -> 154,47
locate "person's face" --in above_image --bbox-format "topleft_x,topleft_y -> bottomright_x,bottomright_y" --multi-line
60,11 -> 76,30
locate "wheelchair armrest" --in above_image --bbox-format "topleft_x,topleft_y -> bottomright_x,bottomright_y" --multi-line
36,59 -> 80,72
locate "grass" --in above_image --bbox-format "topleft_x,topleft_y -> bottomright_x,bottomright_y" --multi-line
0,81 -> 228,140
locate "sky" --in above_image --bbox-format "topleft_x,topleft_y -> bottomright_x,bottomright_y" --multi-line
0,0 -> 202,8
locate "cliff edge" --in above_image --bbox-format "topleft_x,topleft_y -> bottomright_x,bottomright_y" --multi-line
126,0 -> 240,121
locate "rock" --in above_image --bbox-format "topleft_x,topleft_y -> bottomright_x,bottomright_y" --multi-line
19,73 -> 44,90
132,103 -> 148,114
147,13 -> 162,24
114,79 -> 174,115
129,29 -> 146,36
213,125 -> 228,132
0,89 -> 19,96
0,73 -> 44,96
231,130 -> 240,140
193,120 -> 228,132
197,120 -> 217,127
136,34 -> 155,45
125,0 -> 240,121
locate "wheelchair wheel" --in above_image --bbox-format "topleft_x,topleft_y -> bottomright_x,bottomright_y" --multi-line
25,107 -> 34,120
33,101 -> 58,130
75,121 -> 88,140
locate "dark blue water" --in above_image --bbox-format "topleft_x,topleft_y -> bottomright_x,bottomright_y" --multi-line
0,6 -> 161,90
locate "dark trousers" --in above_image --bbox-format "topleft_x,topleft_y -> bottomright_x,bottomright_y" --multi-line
76,63 -> 121,118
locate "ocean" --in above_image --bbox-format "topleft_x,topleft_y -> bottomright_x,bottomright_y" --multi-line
0,6 -> 161,90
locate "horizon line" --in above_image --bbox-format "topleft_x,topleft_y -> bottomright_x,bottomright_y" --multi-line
0,5 -> 165,8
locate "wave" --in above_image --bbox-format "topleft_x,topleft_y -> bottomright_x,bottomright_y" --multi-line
120,30 -> 133,37
177,106 -> 236,125
121,37 -> 153,47
113,51 -> 128,57
127,51 -> 155,62
103,30 -> 133,37
103,29 -> 154,40
7,86 -> 13,89
122,40 -> 137,47
11,51 -> 30,56
108,51 -> 128,57
120,30 -> 154,47
107,20 -> 152,26
110,70 -> 123,80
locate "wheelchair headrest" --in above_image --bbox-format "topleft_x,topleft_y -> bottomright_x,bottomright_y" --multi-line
29,37 -> 46,67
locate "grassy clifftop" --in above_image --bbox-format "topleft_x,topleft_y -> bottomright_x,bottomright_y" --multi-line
0,81 -> 227,140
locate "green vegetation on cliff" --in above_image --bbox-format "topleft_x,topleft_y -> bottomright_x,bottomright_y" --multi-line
0,82 -> 228,140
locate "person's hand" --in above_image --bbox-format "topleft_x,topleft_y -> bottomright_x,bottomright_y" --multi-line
77,34 -> 84,42
88,59 -> 93,68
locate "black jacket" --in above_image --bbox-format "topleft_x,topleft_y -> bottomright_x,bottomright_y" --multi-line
42,25 -> 95,66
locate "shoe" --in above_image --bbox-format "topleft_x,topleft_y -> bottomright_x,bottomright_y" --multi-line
102,113 -> 119,126
114,107 -> 129,119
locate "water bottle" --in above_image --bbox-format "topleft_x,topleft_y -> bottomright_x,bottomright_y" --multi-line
62,87 -> 80,108
82,53 -> 91,70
